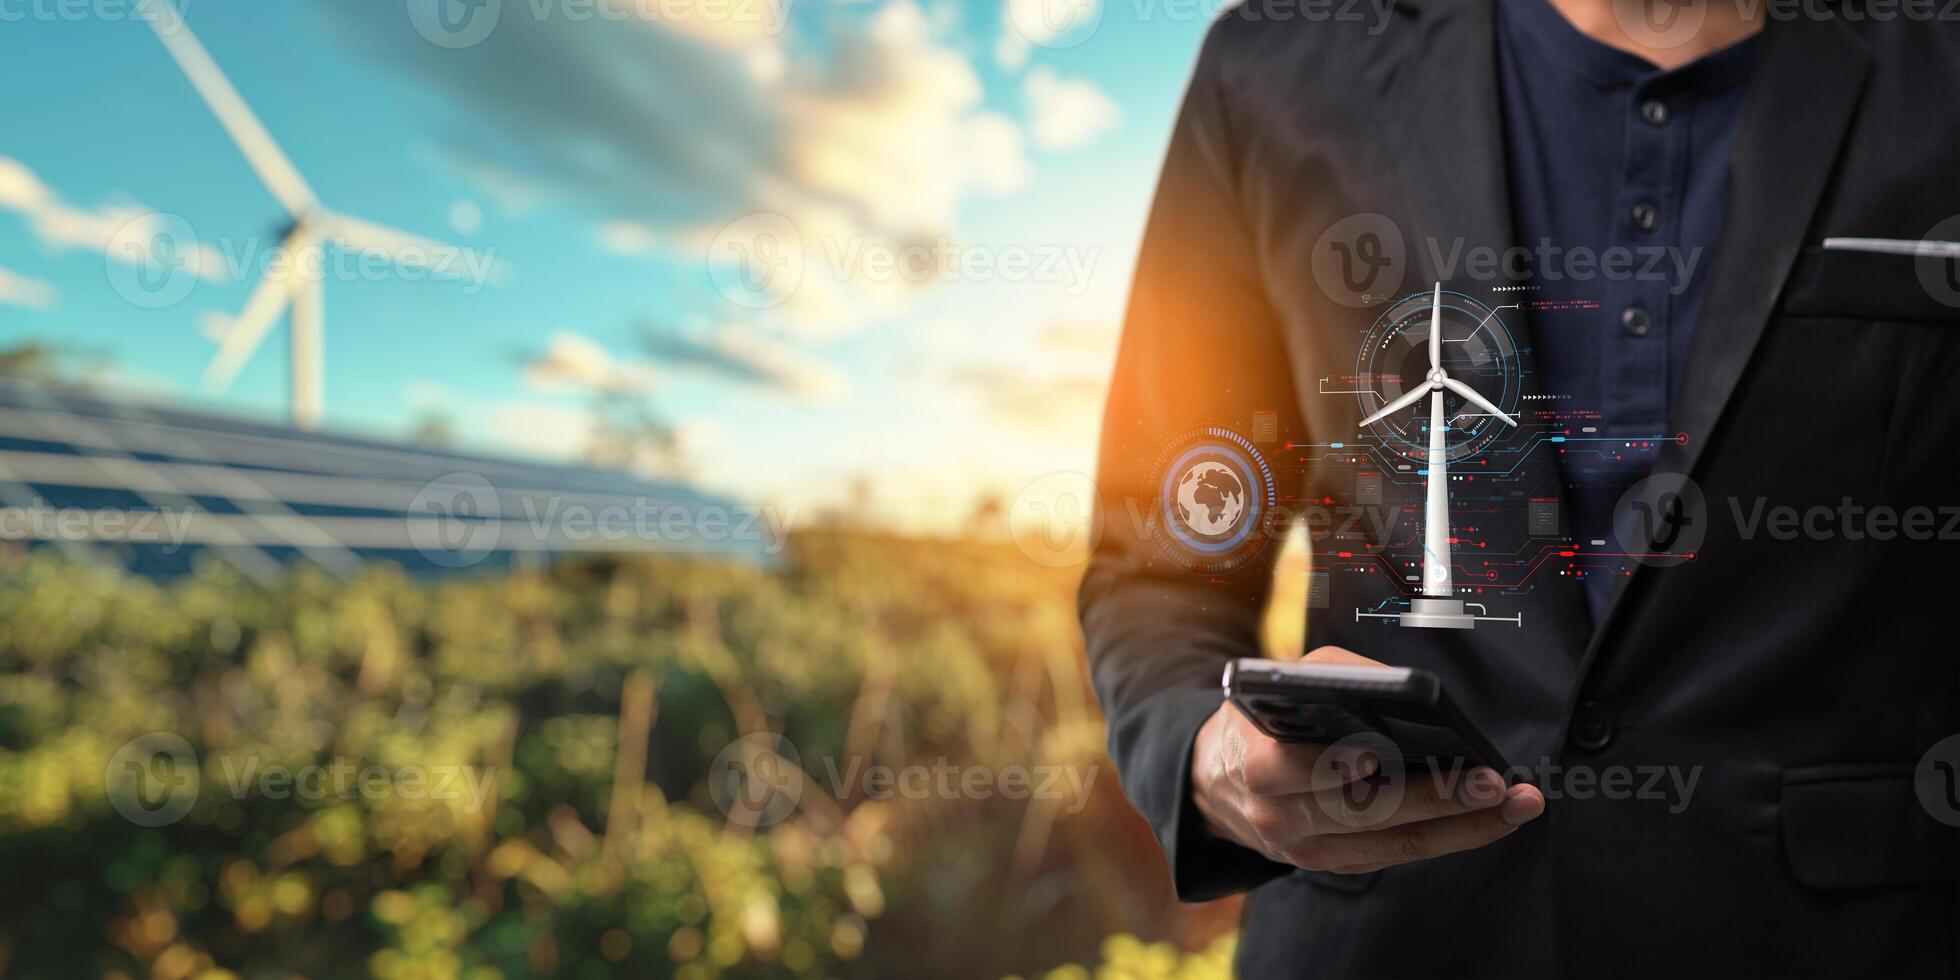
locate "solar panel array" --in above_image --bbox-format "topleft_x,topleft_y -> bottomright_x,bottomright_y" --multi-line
0,376 -> 771,581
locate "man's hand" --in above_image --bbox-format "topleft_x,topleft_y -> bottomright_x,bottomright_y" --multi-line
1191,646 -> 1545,874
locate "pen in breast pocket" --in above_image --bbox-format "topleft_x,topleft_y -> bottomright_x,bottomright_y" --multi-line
1821,237 -> 1960,258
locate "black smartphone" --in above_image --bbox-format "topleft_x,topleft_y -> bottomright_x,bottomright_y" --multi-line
1222,658 -> 1510,774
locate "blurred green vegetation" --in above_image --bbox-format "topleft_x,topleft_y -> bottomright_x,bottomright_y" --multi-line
0,532 -> 1234,978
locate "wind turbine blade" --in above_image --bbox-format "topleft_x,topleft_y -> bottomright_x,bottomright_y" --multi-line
203,272 -> 295,391
1440,376 -> 1518,426
1428,281 -> 1443,368
321,212 -> 492,277
1359,383 -> 1432,428
319,213 -> 441,260
140,0 -> 317,217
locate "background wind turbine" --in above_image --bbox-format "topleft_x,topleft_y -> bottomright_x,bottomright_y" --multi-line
141,0 -> 493,430
1359,283 -> 1518,629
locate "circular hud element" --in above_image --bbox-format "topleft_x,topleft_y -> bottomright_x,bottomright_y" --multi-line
1355,289 -> 1523,464
1149,427 -> 1276,573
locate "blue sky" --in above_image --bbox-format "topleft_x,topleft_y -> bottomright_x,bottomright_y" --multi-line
0,0 -> 1214,526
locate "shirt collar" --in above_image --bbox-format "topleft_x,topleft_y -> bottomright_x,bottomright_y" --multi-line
1499,0 -> 1761,92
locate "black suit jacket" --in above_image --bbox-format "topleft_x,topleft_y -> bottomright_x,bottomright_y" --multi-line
1079,2 -> 1960,976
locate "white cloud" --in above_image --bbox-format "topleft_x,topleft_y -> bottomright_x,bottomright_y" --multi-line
334,0 -> 1030,235
1024,67 -> 1120,152
0,156 -> 49,211
995,34 -> 1030,72
522,331 -> 657,396
326,1 -> 1030,336
963,113 -> 1032,194
0,267 -> 56,310
997,0 -> 1101,70
779,2 -> 1029,232
0,156 -> 227,281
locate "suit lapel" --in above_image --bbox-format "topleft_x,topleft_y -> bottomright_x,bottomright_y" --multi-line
1582,19 -> 1873,656
1380,0 -> 1595,659
1383,0 -> 1515,297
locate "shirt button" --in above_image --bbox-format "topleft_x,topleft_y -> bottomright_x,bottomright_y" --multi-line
1631,201 -> 1659,232
1640,98 -> 1670,126
1571,701 -> 1615,751
1620,304 -> 1653,337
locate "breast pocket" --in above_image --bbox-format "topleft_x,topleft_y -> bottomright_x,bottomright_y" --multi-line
1774,243 -> 1960,500
1780,241 -> 1960,324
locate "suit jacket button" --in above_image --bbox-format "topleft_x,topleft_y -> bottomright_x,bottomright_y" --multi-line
1571,701 -> 1615,751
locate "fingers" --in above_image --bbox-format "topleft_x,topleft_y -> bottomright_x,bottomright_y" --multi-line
1217,647 -> 1387,796
1282,783 -> 1547,872
1223,708 -> 1381,795
1302,763 -> 1509,835
1300,645 -> 1388,668
1192,663 -> 1549,876
1240,762 -> 1506,849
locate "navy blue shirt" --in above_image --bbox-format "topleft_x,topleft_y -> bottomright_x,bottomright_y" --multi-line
1495,0 -> 1758,621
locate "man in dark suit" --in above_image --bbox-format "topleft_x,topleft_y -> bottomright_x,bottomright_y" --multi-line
1079,0 -> 1960,975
